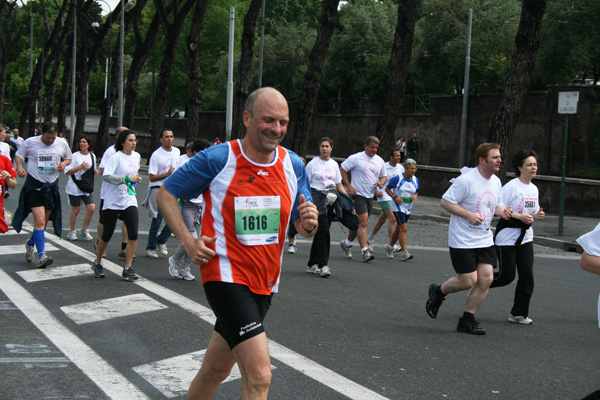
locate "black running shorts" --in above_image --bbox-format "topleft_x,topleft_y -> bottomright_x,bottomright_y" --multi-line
203,281 -> 272,350
449,246 -> 497,274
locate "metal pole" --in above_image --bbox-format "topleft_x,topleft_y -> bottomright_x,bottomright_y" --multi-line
70,0 -> 77,149
558,115 -> 568,235
459,8 -> 472,167
30,13 -> 34,81
258,0 -> 266,87
118,0 -> 124,126
225,6 -> 235,141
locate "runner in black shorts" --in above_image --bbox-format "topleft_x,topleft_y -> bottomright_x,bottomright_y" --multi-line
204,282 -> 271,349
425,143 -> 512,335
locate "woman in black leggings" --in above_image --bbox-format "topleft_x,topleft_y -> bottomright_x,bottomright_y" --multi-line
490,149 -> 545,324
91,130 -> 142,281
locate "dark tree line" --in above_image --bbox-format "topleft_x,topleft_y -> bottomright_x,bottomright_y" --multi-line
0,0 -> 549,164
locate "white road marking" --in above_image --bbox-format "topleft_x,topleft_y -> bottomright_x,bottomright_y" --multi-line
17,263 -> 92,282
61,293 -> 168,325
133,350 -> 246,398
4,227 -> 390,400
0,357 -> 70,363
0,269 -> 150,400
0,243 -> 59,255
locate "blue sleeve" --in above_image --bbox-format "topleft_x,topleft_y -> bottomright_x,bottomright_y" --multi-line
289,150 -> 312,222
415,176 -> 420,192
388,174 -> 400,189
164,144 -> 229,200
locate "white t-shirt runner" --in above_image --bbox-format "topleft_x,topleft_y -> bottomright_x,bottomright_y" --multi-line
178,153 -> 203,205
577,222 -> 600,257
15,136 -> 72,183
0,142 -> 10,158
376,161 -> 405,202
101,151 -> 141,210
148,146 -> 180,188
99,145 -> 117,200
442,167 -> 503,249
305,157 -> 342,191
64,151 -> 96,197
340,151 -> 386,198
495,178 -> 540,246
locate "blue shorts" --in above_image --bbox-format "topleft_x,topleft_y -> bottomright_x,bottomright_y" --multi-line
393,211 -> 410,225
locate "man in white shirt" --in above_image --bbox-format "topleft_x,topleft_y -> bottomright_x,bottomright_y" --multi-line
339,136 -> 386,262
143,129 -> 180,258
0,125 -> 10,158
367,147 -> 405,258
12,128 -> 24,150
13,121 -> 72,268
426,143 -> 512,335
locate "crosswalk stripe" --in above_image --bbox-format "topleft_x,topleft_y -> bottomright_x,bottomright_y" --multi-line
16,263 -> 92,282
132,350 -> 246,398
0,269 -> 150,400
61,293 -> 168,325
12,228 -> 390,400
0,243 -> 59,255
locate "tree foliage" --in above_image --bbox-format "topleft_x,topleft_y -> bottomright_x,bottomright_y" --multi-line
409,0 -> 521,95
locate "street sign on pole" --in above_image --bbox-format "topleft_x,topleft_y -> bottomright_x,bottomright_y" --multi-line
558,91 -> 579,114
557,91 -> 579,235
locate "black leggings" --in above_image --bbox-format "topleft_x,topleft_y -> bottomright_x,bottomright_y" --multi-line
490,242 -> 534,317
101,206 -> 139,242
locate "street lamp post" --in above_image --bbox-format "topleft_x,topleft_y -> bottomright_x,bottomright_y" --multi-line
70,0 -> 77,149
92,0 -> 113,151
118,0 -> 124,127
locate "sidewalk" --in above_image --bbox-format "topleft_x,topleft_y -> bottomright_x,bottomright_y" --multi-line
379,195 -> 596,253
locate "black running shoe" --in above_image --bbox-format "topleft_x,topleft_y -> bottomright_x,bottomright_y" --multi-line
426,283 -> 445,318
122,267 -> 138,282
91,262 -> 105,278
457,317 -> 486,335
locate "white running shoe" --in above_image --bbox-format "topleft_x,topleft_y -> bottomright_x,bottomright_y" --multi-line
340,241 -> 352,259
67,230 -> 78,241
367,236 -> 374,252
178,266 -> 196,281
25,242 -> 35,263
288,244 -> 297,254
386,245 -> 394,259
78,229 -> 93,241
158,243 -> 168,256
401,250 -> 413,261
319,266 -> 332,277
362,250 -> 374,262
392,244 -> 402,253
146,249 -> 159,259
306,265 -> 320,274
508,314 -> 533,325
168,256 -> 180,278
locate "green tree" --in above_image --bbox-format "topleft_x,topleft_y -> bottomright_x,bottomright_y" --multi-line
409,0 -> 521,95
322,0 -> 398,103
488,0 -> 548,181
533,0 -> 600,87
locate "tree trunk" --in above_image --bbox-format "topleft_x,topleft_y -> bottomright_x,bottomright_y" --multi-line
18,0 -> 69,137
488,0 -> 548,182
186,0 -> 209,144
150,0 -> 196,153
230,0 -> 262,140
121,0 -> 154,130
375,0 -> 419,158
291,0 -> 340,158
56,37 -> 74,136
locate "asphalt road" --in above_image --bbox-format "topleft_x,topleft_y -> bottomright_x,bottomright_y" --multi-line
0,170 -> 598,399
